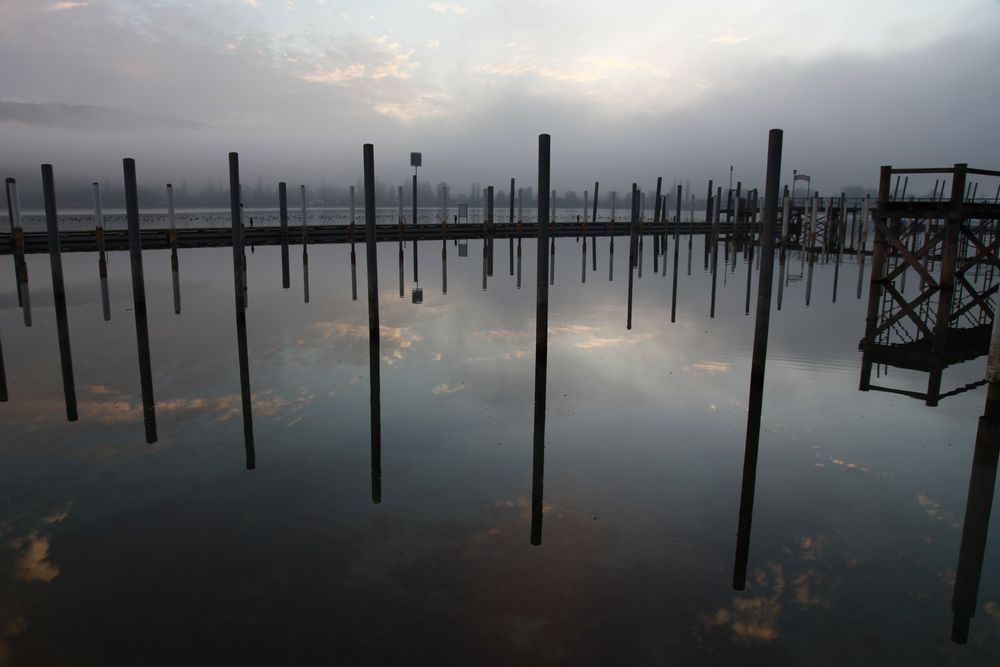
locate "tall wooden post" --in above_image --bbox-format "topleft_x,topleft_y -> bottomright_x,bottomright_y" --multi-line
3,178 -> 18,307
42,165 -> 77,422
860,167 -> 893,390
733,129 -> 783,590
934,164 -> 968,352
510,177 -> 515,276
227,154 -> 254,468
92,182 -> 111,321
168,183 -> 181,315
124,159 -> 157,444
592,181 -> 599,271
364,144 -> 382,503
279,182 -> 290,289
531,134 -> 551,546
6,179 -> 31,326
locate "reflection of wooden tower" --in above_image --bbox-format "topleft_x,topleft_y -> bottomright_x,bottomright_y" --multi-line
860,164 -> 1000,405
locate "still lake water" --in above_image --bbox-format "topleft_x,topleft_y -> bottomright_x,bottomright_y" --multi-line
0,231 -> 997,665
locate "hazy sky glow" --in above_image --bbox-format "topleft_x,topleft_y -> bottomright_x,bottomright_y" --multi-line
1,0 -> 999,195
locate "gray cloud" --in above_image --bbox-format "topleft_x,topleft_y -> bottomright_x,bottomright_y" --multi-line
0,1 -> 997,198
0,101 -> 207,131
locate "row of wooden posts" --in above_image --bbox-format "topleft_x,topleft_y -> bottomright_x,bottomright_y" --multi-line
0,158 -> 882,412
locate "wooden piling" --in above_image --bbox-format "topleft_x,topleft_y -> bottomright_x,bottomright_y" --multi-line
934,165 -> 967,352
41,164 -> 78,422
704,180 -> 714,270
279,182 -> 290,289
123,159 -> 157,444
363,144 -> 382,503
832,193 -> 846,303
92,182 -> 111,321
301,185 -> 309,303
745,194 -> 753,315
412,171 -> 418,283
710,188 -> 721,318
629,184 -> 640,269
6,179 -> 31,326
591,181 -> 599,271
487,185 -> 494,277
531,134 -> 550,546
805,196 -> 818,306
688,193 -> 695,276
653,176 -> 663,250
856,195 -> 869,300
228,153 -> 254,469
3,178 -> 19,308
627,187 -> 639,329
662,193 -> 669,277
510,177 -> 515,276
778,195 -> 790,311
671,185 -> 681,323
733,129 -> 783,591
167,183 -> 181,315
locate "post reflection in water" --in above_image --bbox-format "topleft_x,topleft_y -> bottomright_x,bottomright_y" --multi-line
626,186 -> 638,330
441,240 -> 447,295
531,134 -> 551,545
951,326 -> 1000,644
481,239 -> 488,291
0,317 -> 7,401
733,129 -> 782,590
516,237 -> 522,290
609,235 -> 614,282
549,237 -> 555,286
363,144 -> 382,504
398,239 -> 406,299
351,242 -> 358,301
229,153 -> 255,470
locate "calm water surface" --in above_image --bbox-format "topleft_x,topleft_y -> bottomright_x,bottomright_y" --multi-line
0,234 -> 996,665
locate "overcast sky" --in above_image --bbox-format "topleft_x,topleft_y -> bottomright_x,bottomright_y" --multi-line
1,0 -> 998,196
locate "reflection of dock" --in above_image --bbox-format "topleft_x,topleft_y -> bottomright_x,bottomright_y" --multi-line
860,164 -> 1000,406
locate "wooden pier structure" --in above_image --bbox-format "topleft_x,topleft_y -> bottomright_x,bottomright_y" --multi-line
860,164 -> 1000,406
